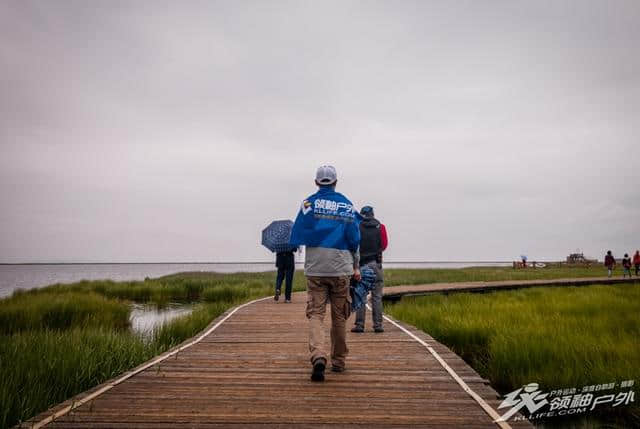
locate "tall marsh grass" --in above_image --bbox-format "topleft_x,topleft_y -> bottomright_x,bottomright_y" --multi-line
387,283 -> 640,422
0,291 -> 130,335
0,328 -> 160,428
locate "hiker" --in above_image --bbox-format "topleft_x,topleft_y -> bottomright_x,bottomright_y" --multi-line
634,250 -> 640,276
351,205 -> 388,333
274,248 -> 297,303
290,165 -> 361,382
621,253 -> 632,278
604,250 -> 616,277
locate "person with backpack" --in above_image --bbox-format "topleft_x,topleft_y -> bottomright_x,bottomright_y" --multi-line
289,165 -> 361,382
622,253 -> 632,278
274,248 -> 297,303
604,250 -> 616,277
351,205 -> 388,333
634,250 -> 640,277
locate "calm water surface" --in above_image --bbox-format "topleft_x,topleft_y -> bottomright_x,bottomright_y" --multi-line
129,303 -> 194,337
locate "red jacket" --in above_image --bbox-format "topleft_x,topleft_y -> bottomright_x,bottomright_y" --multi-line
633,253 -> 640,265
380,224 -> 388,251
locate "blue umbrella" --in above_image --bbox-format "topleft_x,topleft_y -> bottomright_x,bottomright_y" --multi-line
350,266 -> 377,311
261,220 -> 296,253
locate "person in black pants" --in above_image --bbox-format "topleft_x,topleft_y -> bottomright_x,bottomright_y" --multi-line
275,249 -> 297,302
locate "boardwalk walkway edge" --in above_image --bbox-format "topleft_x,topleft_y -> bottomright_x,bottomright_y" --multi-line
383,276 -> 639,301
378,306 -> 511,429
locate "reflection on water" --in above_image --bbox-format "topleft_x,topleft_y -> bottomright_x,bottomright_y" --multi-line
129,303 -> 194,336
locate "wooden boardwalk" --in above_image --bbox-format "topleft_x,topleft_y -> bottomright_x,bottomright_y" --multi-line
24,292 -> 534,428
383,276 -> 639,301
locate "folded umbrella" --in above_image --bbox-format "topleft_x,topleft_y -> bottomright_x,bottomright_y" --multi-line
261,219 -> 297,253
350,266 -> 377,311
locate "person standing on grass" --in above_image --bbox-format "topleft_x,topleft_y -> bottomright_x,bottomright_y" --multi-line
621,253 -> 632,278
604,250 -> 616,277
351,205 -> 388,333
290,165 -> 361,382
634,250 -> 640,277
274,248 -> 297,303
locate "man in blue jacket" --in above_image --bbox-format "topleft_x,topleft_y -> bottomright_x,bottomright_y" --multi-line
290,165 -> 361,382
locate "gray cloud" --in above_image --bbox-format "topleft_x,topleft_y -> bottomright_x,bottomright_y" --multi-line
1,0 -> 639,262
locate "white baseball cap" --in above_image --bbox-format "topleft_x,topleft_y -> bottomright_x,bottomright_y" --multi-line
315,165 -> 337,185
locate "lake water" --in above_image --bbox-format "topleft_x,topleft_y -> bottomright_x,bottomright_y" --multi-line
0,261 -> 511,299
129,303 -> 194,337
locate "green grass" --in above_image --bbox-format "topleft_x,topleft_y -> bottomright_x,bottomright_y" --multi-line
10,266 -> 605,307
18,271 -> 304,306
386,283 -> 640,425
0,291 -> 130,335
0,328 -> 159,428
0,265 -> 627,428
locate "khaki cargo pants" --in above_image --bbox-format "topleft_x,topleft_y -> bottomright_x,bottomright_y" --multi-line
306,276 -> 352,369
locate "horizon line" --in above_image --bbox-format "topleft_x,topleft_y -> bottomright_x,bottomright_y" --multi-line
0,260 -> 552,265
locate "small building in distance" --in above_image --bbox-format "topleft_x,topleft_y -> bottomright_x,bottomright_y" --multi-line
566,252 -> 597,265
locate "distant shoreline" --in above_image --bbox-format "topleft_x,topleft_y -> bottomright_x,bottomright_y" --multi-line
1,260 -> 529,265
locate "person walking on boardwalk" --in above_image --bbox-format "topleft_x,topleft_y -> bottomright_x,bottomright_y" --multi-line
290,165 -> 361,382
604,250 -> 616,277
351,205 -> 388,333
274,248 -> 297,302
634,250 -> 640,277
621,253 -> 632,278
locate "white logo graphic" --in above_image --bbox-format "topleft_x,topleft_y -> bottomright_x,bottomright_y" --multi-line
496,383 -> 549,422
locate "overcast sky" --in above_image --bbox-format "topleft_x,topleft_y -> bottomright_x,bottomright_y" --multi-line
1,0 -> 639,263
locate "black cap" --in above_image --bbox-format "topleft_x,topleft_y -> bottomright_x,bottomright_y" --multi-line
360,206 -> 374,218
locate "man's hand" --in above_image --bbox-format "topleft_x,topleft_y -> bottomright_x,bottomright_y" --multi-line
353,268 -> 362,282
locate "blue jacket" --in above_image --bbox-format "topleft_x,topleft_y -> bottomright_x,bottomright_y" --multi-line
289,186 -> 361,252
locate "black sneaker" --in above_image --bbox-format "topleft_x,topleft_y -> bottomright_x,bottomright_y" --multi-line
331,365 -> 345,373
311,359 -> 326,382
374,327 -> 384,333
350,326 -> 364,333
274,289 -> 280,301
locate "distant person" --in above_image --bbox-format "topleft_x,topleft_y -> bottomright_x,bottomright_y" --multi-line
621,253 -> 632,278
634,250 -> 640,277
351,205 -> 388,333
274,248 -> 297,303
290,165 -> 361,382
604,250 -> 616,277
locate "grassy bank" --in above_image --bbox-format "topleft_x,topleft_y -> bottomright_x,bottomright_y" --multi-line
0,277 -> 272,428
0,266 -> 624,427
13,265 -> 607,306
0,291 -> 130,335
386,283 -> 640,424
